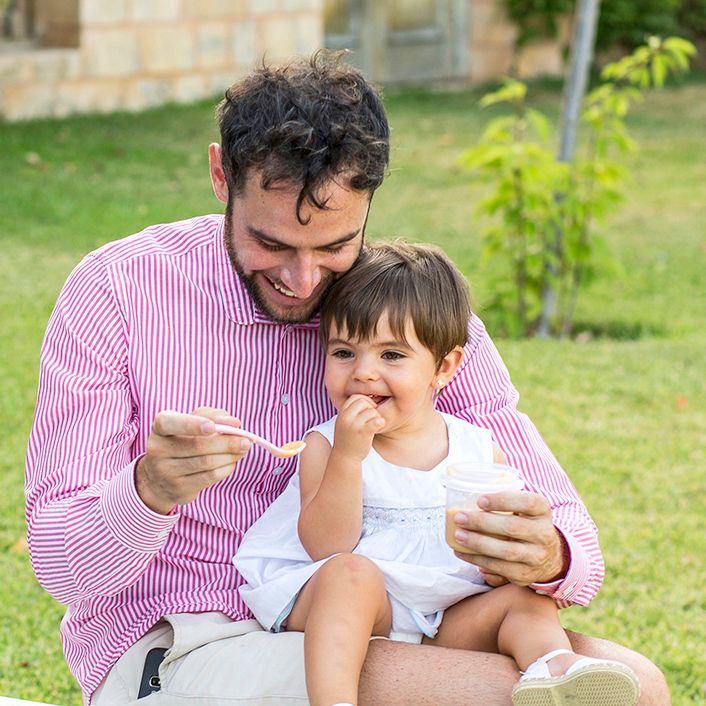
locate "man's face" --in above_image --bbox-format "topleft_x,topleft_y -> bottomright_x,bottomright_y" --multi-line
224,173 -> 370,323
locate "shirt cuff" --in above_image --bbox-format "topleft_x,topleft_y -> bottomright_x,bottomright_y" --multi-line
100,457 -> 180,553
530,526 -> 589,605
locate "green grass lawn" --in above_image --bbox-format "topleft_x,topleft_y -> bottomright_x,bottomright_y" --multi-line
1,78 -> 705,705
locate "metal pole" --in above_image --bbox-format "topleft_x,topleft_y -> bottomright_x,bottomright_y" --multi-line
558,0 -> 601,163
536,0 -> 601,337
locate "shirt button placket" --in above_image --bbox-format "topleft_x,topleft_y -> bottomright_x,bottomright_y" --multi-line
273,326 -> 291,475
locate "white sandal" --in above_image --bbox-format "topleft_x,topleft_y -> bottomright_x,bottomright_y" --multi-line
511,648 -> 640,706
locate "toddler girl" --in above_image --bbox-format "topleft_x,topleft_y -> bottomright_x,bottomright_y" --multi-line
234,242 -> 639,706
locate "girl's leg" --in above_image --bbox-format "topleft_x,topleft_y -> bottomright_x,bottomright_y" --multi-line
425,583 -> 578,672
287,553 -> 392,706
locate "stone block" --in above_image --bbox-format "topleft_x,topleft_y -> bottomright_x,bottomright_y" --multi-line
471,18 -> 516,48
173,74 -> 208,102
283,0 -> 322,10
469,0 -> 516,47
1,83 -> 57,120
293,14 -> 323,54
249,0 -> 280,14
0,51 -> 35,84
53,80 -> 126,116
232,20 -> 258,66
140,26 -> 196,73
32,48 -> 82,83
82,28 -> 140,77
81,0 -> 127,24
469,46 -> 513,83
197,22 -> 233,68
208,71 -> 239,96
124,77 -> 174,110
518,41 -> 563,78
130,0 -> 181,22
261,16 -> 300,60
183,0 -> 249,19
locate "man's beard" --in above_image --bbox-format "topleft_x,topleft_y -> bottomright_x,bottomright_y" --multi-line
223,213 -> 345,324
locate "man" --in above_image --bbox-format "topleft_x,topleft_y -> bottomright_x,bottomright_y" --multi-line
26,53 -> 668,705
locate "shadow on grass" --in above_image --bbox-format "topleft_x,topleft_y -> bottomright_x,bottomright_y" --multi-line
570,319 -> 666,340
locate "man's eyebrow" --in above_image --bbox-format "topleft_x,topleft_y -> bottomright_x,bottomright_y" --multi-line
247,226 -> 360,248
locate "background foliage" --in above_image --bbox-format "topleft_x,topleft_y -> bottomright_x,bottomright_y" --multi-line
503,0 -> 706,50
458,37 -> 696,337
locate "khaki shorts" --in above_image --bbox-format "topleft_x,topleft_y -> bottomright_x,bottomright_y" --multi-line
91,613 -> 308,705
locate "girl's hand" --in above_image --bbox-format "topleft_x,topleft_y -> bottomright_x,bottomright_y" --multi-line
479,568 -> 509,587
333,394 -> 385,461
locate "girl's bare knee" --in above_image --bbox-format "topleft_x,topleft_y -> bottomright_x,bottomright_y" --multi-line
318,553 -> 385,591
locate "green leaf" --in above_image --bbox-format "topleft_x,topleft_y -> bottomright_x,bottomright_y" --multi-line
479,78 -> 527,108
526,109 -> 550,141
651,55 -> 667,88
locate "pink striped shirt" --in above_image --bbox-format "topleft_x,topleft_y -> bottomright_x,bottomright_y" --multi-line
25,214 -> 604,702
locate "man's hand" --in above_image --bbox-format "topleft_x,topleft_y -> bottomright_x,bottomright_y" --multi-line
333,394 -> 385,462
135,408 -> 252,515
452,491 -> 567,586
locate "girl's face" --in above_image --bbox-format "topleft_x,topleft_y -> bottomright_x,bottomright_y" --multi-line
324,312 -> 451,434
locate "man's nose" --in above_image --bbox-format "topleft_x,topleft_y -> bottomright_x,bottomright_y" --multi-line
280,254 -> 322,299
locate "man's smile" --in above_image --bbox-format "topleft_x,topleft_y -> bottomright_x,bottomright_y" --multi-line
260,273 -> 321,306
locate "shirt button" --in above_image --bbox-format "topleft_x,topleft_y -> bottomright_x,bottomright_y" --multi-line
281,393 -> 290,405
156,530 -> 169,540
272,466 -> 284,475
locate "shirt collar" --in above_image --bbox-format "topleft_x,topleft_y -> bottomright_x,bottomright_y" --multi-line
213,215 -> 320,330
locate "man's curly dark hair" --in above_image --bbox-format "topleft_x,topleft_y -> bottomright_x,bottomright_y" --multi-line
216,50 -> 390,224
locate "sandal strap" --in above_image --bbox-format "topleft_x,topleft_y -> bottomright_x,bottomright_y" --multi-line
529,648 -> 574,668
565,656 -> 626,676
521,649 -> 575,679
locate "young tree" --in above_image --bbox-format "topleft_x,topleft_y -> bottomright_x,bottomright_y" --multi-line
459,36 -> 695,337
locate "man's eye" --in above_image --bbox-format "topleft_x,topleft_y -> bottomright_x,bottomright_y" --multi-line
260,241 -> 287,252
321,245 -> 346,254
382,351 -> 404,361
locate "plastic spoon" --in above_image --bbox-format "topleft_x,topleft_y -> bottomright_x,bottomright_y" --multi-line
213,423 -> 306,458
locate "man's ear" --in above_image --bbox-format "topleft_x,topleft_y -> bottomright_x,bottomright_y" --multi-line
208,143 -> 229,204
436,346 -> 464,387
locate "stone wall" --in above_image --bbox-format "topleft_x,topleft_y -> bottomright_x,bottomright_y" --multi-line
0,0 -> 568,121
467,0 -> 570,83
0,0 -> 323,120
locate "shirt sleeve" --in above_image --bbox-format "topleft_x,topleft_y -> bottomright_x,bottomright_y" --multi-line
25,253 -> 179,606
438,315 -> 604,607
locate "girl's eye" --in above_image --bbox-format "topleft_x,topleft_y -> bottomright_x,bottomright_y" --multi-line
332,349 -> 353,359
382,351 -> 404,361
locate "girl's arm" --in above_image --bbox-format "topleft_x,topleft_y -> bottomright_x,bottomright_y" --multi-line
297,433 -> 364,561
298,395 -> 384,561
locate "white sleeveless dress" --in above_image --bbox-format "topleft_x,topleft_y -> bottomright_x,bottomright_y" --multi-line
234,413 -> 495,643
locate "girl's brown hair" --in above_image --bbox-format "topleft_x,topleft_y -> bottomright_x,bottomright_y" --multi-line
319,241 -> 471,363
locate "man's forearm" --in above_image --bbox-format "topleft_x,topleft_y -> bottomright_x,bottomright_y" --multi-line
28,460 -> 177,604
